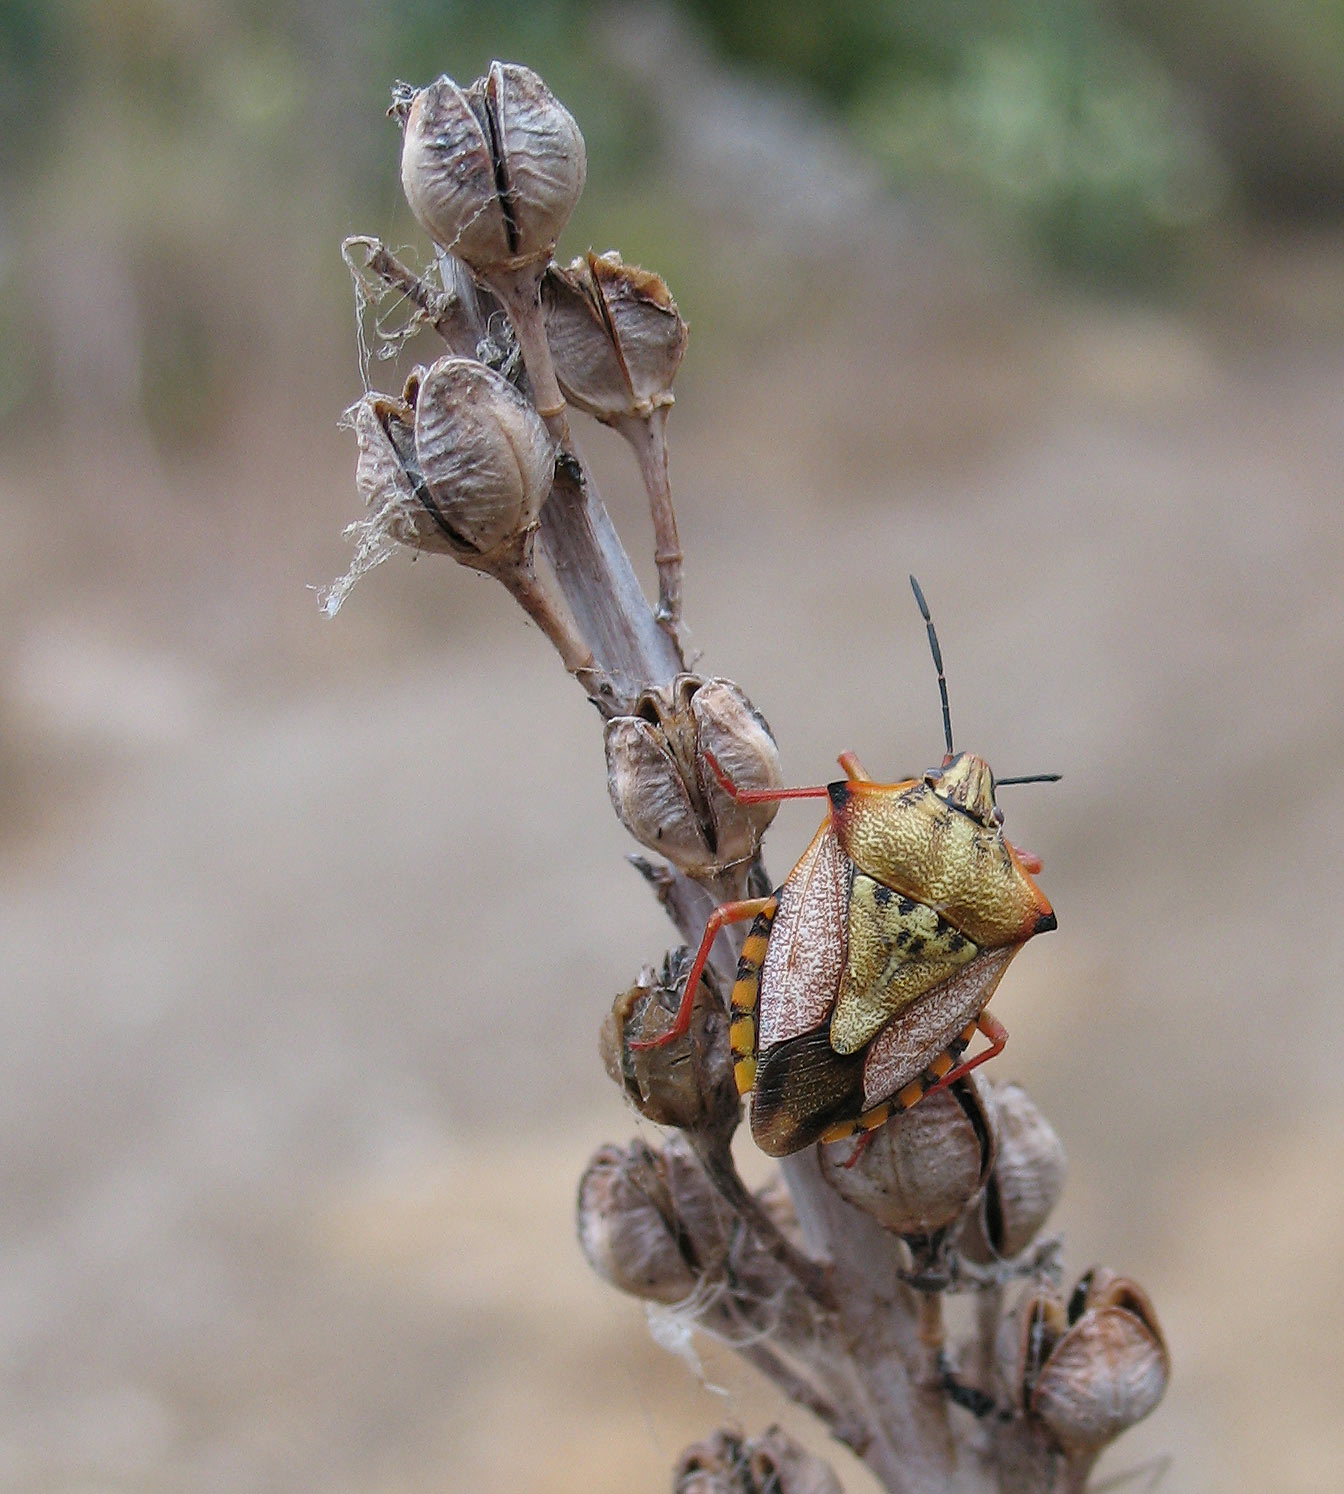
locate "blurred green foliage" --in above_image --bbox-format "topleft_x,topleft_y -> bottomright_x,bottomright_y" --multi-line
681,0 -> 1229,278
2,0 -> 1341,442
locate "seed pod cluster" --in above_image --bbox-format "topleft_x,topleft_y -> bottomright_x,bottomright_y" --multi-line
605,675 -> 782,877
998,1267 -> 1170,1457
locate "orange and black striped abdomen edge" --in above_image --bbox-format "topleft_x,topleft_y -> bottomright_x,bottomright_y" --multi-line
729,898 -> 778,1096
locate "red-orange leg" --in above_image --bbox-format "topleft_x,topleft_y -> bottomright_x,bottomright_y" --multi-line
922,1010 -> 1008,1099
630,895 -> 776,1050
702,749 -> 831,806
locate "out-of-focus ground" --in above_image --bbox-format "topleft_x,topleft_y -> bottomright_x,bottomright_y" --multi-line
5,28 -> 1344,1494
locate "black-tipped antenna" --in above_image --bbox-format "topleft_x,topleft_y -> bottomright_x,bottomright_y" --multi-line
995,773 -> 1062,786
909,574 -> 954,756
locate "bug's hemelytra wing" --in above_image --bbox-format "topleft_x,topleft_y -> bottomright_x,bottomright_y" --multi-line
750,1030 -> 866,1156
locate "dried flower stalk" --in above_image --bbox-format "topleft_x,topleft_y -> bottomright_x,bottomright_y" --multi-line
332,61 -> 1169,1492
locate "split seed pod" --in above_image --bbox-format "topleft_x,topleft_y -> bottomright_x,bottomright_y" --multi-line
350,355 -> 555,573
397,64 -> 585,273
544,251 -> 689,626
962,1080 -> 1067,1262
605,675 -> 782,877
576,1137 -> 731,1305
819,1076 -> 995,1239
674,1427 -> 843,1494
542,252 -> 688,422
999,1269 -> 1169,1457
600,951 -> 739,1140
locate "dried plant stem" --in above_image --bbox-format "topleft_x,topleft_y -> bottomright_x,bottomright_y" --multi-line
491,263 -> 572,442
688,1133 -> 834,1307
492,547 -> 598,679
341,67 -> 1169,1483
343,237 -> 458,338
613,406 -> 683,633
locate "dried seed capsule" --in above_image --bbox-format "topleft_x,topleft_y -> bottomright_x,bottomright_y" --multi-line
543,250 -> 690,628
542,252 -> 688,422
600,951 -> 739,1139
397,63 -> 585,272
999,1270 -> 1169,1457
346,356 -> 555,571
576,1137 -> 732,1304
962,1080 -> 1067,1262
350,390 -> 458,555
410,355 -> 556,562
604,675 -> 782,877
675,1427 -> 843,1494
576,1141 -> 696,1304
819,1077 -> 995,1239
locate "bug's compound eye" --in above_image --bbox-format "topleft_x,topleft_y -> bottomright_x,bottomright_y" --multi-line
992,805 -> 1005,827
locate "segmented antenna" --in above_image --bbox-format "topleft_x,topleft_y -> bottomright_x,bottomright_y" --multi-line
909,574 -> 954,756
996,773 -> 1063,786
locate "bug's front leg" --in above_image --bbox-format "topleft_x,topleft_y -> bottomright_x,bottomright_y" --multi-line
630,895 -> 776,1050
701,749 -> 832,805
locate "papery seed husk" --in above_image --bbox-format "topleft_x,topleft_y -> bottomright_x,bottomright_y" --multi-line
412,356 -> 555,557
963,1080 -> 1067,1262
543,252 -> 687,421
1031,1301 -> 1170,1453
746,1427 -> 844,1494
819,1078 -> 993,1237
605,715 -> 715,873
576,1142 -> 697,1304
351,394 -> 458,555
399,77 -> 512,268
692,678 -> 782,866
600,956 -> 739,1136
589,252 -> 687,410
997,1284 -> 1069,1410
485,63 -> 586,267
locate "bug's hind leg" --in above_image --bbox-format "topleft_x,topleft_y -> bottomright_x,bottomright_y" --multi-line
817,1011 -> 1008,1161
921,1010 -> 1009,1100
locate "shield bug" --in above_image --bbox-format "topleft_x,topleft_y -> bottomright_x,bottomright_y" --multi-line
636,576 -> 1058,1157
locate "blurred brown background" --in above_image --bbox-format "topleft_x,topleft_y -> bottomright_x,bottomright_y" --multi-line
3,2 -> 1343,1489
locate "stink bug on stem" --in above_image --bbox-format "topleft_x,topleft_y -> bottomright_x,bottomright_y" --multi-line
636,577 -> 1058,1157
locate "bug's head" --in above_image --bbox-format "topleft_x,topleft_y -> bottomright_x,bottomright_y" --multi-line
908,576 -> 1059,833
926,751 -> 1000,827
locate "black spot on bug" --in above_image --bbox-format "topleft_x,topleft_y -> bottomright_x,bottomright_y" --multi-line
897,896 -> 918,916
1034,910 -> 1057,935
872,884 -> 893,908
827,782 -> 851,810
895,930 -> 911,949
947,931 -> 968,954
905,936 -> 926,958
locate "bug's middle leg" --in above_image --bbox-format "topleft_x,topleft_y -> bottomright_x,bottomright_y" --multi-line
630,895 -> 777,1050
